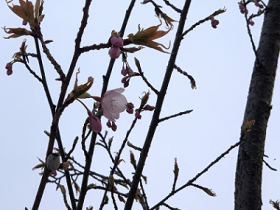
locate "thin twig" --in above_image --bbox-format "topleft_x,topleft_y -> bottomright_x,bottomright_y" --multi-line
127,141 -> 142,152
139,179 -> 149,210
22,61 -> 43,83
65,136 -> 78,160
174,64 -> 196,89
60,185 -> 72,210
162,0 -> 182,13
182,8 -> 226,37
111,191 -> 118,210
87,185 -> 128,197
98,134 -> 130,186
162,203 -> 181,210
136,62 -> 159,95
39,36 -> 66,80
32,34 -> 76,210
99,116 -> 140,210
158,109 -> 193,123
150,140 -> 242,210
242,0 -> 259,60
263,159 -> 277,171
32,0 -> 97,208
124,1 -> 192,209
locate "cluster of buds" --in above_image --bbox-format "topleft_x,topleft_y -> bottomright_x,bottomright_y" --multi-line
254,0 -> 264,9
135,91 -> 155,119
120,57 -> 140,87
5,62 -> 13,76
120,58 -> 140,87
208,8 -> 226,29
4,40 -> 29,76
239,2 -> 248,14
238,1 -> 264,20
108,31 -> 124,59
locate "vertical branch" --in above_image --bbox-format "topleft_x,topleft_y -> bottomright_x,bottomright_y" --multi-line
34,37 -> 56,115
76,1 -> 136,210
32,1 -> 94,209
235,1 -> 280,210
124,1 -> 192,209
32,36 -> 79,210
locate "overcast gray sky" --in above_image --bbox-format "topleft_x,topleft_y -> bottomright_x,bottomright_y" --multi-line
0,0 -> 279,210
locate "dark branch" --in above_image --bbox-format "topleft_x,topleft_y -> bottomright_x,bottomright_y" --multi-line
158,109 -> 193,123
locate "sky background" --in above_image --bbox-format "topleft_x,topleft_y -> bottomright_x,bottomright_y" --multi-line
0,0 -> 279,210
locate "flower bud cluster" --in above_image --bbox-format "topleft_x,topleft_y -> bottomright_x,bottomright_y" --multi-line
108,33 -> 124,59
121,63 -> 140,88
134,91 -> 155,119
238,1 -> 265,27
5,62 -> 13,76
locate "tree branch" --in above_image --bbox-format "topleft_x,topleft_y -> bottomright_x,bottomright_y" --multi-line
124,1 -> 192,209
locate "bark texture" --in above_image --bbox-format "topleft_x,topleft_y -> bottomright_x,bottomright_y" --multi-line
235,1 -> 280,210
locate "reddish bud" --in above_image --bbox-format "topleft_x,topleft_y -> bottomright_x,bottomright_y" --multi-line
135,111 -> 142,119
143,104 -> 155,111
112,122 -> 117,131
121,66 -> 128,76
239,3 -> 248,14
126,103 -> 134,114
211,19 -> 219,29
110,35 -> 123,47
5,62 -> 13,76
22,19 -> 28,25
248,20 -> 255,26
123,80 -> 129,88
109,46 -> 121,59
106,120 -> 112,128
255,1 -> 264,8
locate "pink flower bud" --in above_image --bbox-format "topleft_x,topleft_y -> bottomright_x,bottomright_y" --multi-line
211,19 -> 219,29
109,46 -> 121,59
255,1 -> 264,8
123,80 -> 129,88
5,62 -> 13,76
126,102 -> 134,113
239,4 -> 248,14
87,110 -> 102,133
110,36 -> 124,47
135,111 -> 142,119
126,102 -> 134,109
121,76 -> 130,87
121,66 -> 128,76
22,19 -> 28,25
143,104 -> 155,111
50,170 -> 57,176
112,122 -> 117,131
106,120 -> 112,128
248,20 -> 254,26
126,108 -> 133,114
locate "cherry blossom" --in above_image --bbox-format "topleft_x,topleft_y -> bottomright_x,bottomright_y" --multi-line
101,88 -> 128,122
126,102 -> 134,114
